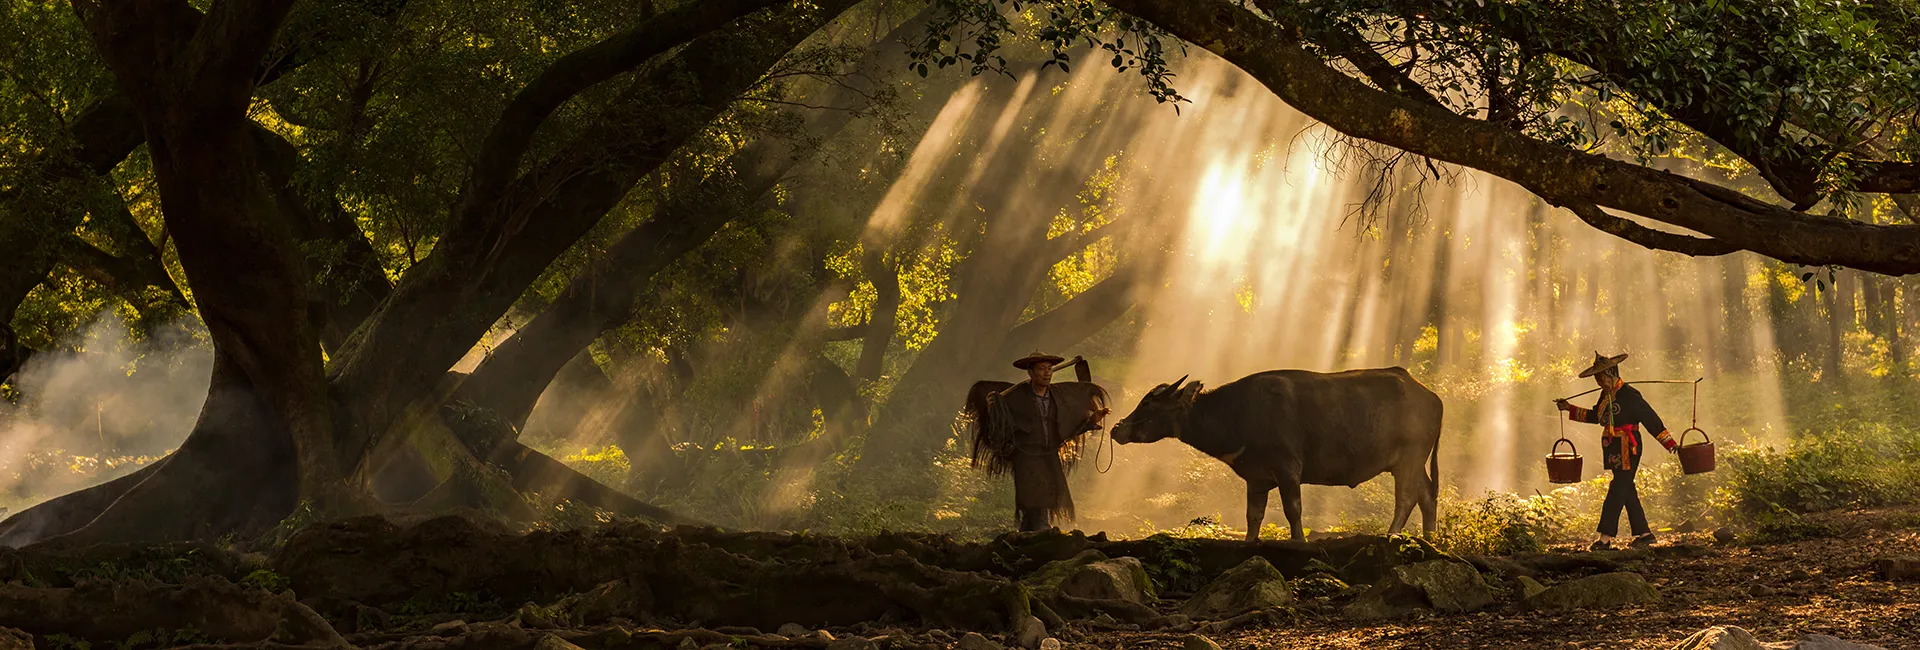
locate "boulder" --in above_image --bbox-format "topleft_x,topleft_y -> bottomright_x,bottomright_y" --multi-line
1292,574 -> 1350,599
1180,556 -> 1291,619
1525,572 -> 1658,611
1675,626 -> 1764,650
1875,556 -> 1920,581
958,631 -> 1005,650
1184,634 -> 1224,650
1515,575 -> 1547,599
1013,614 -> 1049,649
1059,556 -> 1156,604
1768,634 -> 1886,650
1021,550 -> 1110,596
0,628 -> 30,650
1342,560 -> 1492,619
777,623 -> 809,637
1672,627 -> 1887,650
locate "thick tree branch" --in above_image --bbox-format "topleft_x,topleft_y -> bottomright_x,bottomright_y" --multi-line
997,265 -> 1143,359
826,324 -> 869,341
463,0 -> 785,207
332,0 -> 861,471
1104,0 -> 1920,275
453,6 -> 925,431
249,123 -> 394,349
1564,204 -> 1739,257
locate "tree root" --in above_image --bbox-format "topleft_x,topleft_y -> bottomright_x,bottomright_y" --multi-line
0,574 -> 344,646
0,459 -> 162,547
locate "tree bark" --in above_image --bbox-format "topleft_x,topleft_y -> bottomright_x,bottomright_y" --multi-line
855,248 -> 901,381
458,7 -> 923,429
1105,0 -> 1920,274
326,1 -> 862,478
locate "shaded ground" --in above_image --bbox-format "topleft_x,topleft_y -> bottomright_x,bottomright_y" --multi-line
0,506 -> 1915,649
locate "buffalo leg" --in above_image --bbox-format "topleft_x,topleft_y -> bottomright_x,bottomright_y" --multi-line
1244,480 -> 1273,542
1418,469 -> 1438,536
1389,466 -> 1421,534
1277,481 -> 1304,542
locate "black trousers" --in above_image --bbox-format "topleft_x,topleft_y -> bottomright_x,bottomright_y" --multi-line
1018,507 -> 1052,532
1598,468 -> 1651,537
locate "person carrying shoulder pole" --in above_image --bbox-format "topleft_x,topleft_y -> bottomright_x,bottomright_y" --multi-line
1555,352 -> 1677,550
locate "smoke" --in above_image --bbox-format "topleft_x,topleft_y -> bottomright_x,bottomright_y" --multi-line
0,312 -> 210,513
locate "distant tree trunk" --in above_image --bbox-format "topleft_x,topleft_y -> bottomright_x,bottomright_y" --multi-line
1822,273 -> 1846,380
856,248 -> 901,381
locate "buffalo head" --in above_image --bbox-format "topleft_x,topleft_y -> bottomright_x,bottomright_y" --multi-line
1112,375 -> 1204,444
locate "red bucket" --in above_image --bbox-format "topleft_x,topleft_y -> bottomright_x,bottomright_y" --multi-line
1546,438 -> 1583,484
1677,427 -> 1715,475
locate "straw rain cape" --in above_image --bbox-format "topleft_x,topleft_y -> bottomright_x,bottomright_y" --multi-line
959,380 -> 1109,521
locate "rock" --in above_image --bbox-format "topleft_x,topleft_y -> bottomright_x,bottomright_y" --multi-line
535,635 -> 587,650
1769,634 -> 1887,649
1180,556 -> 1292,619
1059,556 -> 1156,604
430,620 -> 471,636
1013,614 -> 1048,649
1875,556 -> 1920,581
1674,520 -> 1699,533
1516,575 -> 1547,599
828,638 -> 879,650
958,631 -> 1005,650
0,627 -> 30,650
1184,634 -> 1224,650
928,629 -> 955,643
676,638 -> 700,650
1040,638 -> 1061,650
1674,626 -> 1764,650
1343,560 -> 1493,619
1713,528 -> 1738,544
1674,627 -> 1887,650
809,629 -> 838,642
1525,572 -> 1659,611
555,580 -> 651,625
777,623 -> 810,637
1292,574 -> 1350,599
1022,550 -> 1111,595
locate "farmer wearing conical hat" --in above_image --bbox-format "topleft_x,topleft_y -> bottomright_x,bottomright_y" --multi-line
961,351 -> 1111,532
1556,352 -> 1677,550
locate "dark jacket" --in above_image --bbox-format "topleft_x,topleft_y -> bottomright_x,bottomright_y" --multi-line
1566,384 -> 1675,471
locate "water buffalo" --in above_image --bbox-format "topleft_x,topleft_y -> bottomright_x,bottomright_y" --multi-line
1111,367 -> 1443,542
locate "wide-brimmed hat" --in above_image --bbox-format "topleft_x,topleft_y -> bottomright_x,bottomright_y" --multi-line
1577,351 -> 1629,378
1012,351 -> 1067,370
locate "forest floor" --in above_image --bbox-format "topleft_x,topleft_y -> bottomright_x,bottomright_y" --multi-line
1090,505 -> 1920,649
0,505 -> 1916,650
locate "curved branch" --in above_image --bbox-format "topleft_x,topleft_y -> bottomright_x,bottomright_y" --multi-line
1102,0 -> 1920,275
1564,204 -> 1739,257
463,0 -> 784,207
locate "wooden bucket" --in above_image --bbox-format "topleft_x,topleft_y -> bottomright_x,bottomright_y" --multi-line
1545,438 -> 1583,484
1676,427 -> 1715,475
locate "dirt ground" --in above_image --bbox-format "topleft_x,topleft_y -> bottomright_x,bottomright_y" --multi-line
0,505 -> 1916,649
1086,507 -> 1920,649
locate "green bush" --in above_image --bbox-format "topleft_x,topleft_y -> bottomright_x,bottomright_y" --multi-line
1717,422 -> 1920,515
1435,491 -> 1555,556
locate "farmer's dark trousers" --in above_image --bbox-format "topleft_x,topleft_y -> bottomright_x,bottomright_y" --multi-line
1598,468 -> 1651,537
1018,507 -> 1051,532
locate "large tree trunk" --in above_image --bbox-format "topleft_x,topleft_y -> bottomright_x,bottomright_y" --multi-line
41,0 -> 352,546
